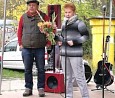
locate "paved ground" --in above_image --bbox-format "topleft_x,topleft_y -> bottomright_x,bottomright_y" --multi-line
0,77 -> 115,98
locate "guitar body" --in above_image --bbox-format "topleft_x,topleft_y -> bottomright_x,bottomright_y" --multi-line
94,60 -> 114,87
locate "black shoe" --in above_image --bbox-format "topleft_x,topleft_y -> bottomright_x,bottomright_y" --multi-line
38,88 -> 45,97
23,88 -> 32,97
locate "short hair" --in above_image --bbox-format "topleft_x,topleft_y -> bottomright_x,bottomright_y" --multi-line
64,3 -> 76,12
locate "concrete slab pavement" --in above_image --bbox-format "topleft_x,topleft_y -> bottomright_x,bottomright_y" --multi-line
0,77 -> 115,98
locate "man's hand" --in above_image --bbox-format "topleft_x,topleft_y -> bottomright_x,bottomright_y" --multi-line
19,45 -> 23,50
67,40 -> 73,46
57,41 -> 62,46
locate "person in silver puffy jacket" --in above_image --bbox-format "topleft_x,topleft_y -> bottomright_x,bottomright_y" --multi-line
57,3 -> 90,98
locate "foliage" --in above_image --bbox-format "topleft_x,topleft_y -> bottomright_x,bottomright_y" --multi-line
0,0 -> 3,19
76,1 -> 101,20
83,37 -> 92,58
6,0 -> 26,20
0,0 -> 115,19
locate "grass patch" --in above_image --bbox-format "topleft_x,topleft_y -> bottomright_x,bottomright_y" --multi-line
2,69 -> 24,79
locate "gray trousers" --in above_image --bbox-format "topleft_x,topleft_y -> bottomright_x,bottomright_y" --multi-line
61,56 -> 89,98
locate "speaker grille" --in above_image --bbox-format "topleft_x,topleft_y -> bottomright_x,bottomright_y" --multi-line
47,76 -> 58,89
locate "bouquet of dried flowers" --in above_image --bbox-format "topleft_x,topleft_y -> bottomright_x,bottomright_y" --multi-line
37,10 -> 56,45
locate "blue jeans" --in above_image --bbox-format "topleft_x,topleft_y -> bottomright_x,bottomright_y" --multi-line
22,48 -> 45,90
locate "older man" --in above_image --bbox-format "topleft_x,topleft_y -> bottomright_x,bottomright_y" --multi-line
17,0 -> 49,97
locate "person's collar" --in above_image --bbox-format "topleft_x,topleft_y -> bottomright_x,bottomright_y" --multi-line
27,10 -> 39,17
69,15 -> 78,22
63,15 -> 78,25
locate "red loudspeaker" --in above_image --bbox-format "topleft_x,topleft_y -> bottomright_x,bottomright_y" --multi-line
45,71 -> 64,93
48,4 -> 61,29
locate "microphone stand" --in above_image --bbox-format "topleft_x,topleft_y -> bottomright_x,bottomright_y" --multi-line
64,20 -> 68,98
102,5 -> 106,98
53,45 -> 55,73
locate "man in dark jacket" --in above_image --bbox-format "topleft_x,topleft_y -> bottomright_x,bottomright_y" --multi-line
17,0 -> 50,97
58,3 -> 90,98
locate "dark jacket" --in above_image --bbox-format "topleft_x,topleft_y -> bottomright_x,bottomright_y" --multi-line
60,16 -> 89,57
22,13 -> 46,48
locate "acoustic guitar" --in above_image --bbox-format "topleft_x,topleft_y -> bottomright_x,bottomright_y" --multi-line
94,35 -> 114,87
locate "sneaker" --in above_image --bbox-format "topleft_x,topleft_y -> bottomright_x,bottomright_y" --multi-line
23,88 -> 32,97
38,88 -> 45,97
